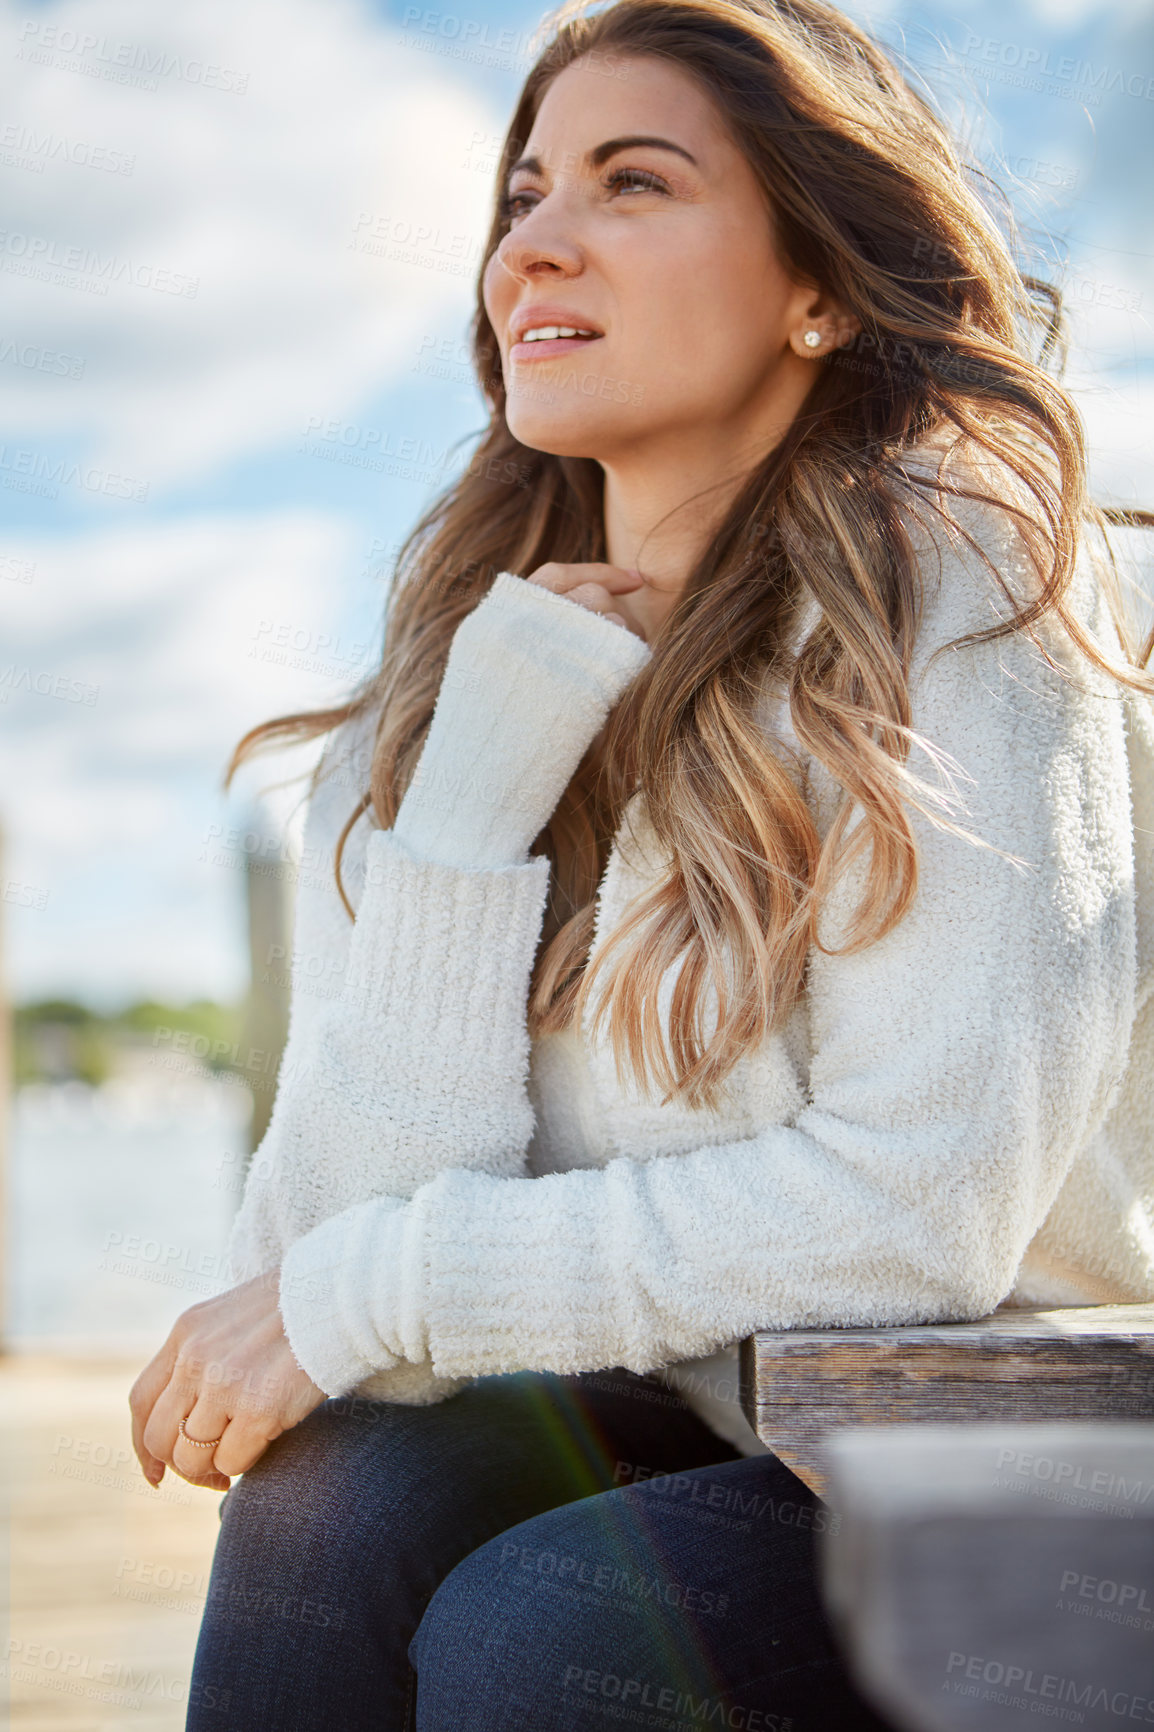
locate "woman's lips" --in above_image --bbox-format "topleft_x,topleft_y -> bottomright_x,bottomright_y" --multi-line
509,335 -> 604,362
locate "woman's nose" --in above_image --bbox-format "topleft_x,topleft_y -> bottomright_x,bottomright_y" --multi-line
496,198 -> 583,279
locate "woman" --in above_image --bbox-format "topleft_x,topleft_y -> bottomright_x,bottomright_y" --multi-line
132,0 -> 1154,1725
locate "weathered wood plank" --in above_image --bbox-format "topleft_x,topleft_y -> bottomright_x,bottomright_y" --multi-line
739,1304 -> 1154,1499
820,1423 -> 1154,1732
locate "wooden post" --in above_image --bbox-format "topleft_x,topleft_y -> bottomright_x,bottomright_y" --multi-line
241,798 -> 293,1161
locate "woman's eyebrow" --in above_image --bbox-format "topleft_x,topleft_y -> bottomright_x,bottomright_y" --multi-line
505,134 -> 700,184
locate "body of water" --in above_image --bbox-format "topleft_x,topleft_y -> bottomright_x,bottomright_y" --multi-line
7,1074 -> 250,1356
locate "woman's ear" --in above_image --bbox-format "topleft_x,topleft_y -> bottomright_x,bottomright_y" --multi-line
789,301 -> 862,358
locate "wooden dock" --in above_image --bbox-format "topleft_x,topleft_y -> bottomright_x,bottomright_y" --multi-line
1,1353 -> 227,1730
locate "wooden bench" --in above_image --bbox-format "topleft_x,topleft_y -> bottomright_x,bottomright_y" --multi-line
738,1302 -> 1154,1501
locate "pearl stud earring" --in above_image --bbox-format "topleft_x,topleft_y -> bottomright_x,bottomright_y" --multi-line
803,329 -> 822,349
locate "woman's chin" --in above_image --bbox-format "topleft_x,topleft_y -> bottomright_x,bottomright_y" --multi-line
503,409 -> 627,461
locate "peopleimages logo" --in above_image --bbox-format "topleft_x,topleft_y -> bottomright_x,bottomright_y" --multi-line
0,231 -> 198,297
993,1444 -> 1154,1508
0,123 -> 135,175
1059,1570 -> 1154,1613
0,338 -> 85,379
16,20 -> 249,93
956,30 -> 1154,100
945,1652 -> 1154,1722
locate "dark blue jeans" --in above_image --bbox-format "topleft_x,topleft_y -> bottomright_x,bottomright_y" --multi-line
185,1366 -> 896,1731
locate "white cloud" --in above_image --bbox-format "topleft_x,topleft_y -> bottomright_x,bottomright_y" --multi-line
0,511 -> 377,1004
1068,367 -> 1154,508
0,0 -> 505,487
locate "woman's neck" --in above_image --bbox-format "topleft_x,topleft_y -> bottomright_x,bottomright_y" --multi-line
598,429 -> 785,644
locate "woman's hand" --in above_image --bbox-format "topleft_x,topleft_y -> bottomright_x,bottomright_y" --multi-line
526,561 -> 648,640
128,1269 -> 329,1492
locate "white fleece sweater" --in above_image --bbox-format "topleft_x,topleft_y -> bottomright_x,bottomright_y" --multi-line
221,437 -> 1154,1460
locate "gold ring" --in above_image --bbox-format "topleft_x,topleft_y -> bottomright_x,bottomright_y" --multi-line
179,1415 -> 225,1449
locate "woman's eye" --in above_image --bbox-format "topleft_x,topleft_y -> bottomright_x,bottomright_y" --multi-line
605,167 -> 668,196
498,166 -> 669,222
498,191 -> 534,220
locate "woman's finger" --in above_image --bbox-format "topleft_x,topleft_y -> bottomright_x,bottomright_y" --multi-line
559,579 -> 632,616
558,582 -> 645,638
128,1336 -> 179,1484
147,1369 -> 284,1489
143,1368 -> 212,1482
554,581 -> 648,641
139,1382 -> 275,1492
524,565 -> 649,640
528,561 -> 645,598
171,1403 -> 234,1490
174,1404 -> 279,1484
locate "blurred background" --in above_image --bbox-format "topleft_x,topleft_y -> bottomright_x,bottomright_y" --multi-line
2,0 -> 1152,1359
1,0 -> 1151,1723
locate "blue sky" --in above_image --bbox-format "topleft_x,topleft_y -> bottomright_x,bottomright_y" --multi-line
2,0 -> 1151,1008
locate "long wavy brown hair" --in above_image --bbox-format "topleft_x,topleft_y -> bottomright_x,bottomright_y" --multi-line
225,0 -> 1154,1113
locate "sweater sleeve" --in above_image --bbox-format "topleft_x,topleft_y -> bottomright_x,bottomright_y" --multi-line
221,575 -> 651,1396
276,495 -> 1140,1392
392,569 -> 653,869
